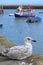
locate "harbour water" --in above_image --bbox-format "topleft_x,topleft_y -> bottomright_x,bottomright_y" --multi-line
0,9 -> 43,55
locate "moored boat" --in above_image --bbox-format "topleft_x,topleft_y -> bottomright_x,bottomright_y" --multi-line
0,10 -> 4,14
15,6 -> 35,18
26,16 -> 41,23
15,12 -> 35,18
15,13 -> 29,18
0,5 -> 4,14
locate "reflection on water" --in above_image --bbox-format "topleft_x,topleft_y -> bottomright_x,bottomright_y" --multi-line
0,9 -> 43,55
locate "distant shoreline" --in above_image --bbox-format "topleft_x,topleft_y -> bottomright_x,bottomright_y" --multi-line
0,5 -> 43,9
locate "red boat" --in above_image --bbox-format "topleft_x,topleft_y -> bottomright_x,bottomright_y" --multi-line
0,10 -> 4,14
0,6 -> 4,14
15,6 -> 35,18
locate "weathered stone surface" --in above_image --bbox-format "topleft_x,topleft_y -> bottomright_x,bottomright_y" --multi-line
0,35 -> 16,48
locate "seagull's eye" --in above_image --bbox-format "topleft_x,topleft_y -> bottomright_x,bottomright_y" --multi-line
27,38 -> 30,40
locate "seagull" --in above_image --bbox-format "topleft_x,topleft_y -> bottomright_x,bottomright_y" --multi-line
0,37 -> 36,60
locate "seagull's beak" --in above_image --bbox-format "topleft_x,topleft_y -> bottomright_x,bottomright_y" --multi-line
32,39 -> 36,42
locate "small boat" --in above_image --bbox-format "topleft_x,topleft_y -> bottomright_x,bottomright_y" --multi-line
0,5 -> 4,14
9,13 -> 14,16
0,10 -> 4,14
15,13 -> 29,18
15,12 -> 35,18
26,16 -> 41,23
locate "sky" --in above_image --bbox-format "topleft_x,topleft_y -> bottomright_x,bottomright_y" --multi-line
0,0 -> 43,5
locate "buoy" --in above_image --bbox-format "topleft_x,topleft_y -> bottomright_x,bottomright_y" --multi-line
0,24 -> 3,27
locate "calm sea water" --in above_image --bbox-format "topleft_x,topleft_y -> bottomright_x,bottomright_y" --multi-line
0,9 -> 43,55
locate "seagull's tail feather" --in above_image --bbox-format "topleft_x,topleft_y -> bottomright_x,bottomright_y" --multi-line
0,53 -> 5,57
0,53 -> 8,57
0,48 -> 9,57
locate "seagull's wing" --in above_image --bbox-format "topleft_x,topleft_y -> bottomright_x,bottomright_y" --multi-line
6,45 -> 30,59
10,45 -> 28,53
1,45 -> 31,59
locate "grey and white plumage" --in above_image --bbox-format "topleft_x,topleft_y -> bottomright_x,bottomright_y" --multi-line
0,37 -> 36,60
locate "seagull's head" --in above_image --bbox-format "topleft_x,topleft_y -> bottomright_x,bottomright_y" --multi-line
24,37 -> 36,44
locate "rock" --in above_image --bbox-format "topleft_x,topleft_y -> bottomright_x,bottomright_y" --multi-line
0,35 -> 16,48
35,61 -> 43,65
